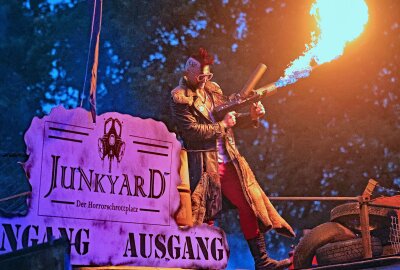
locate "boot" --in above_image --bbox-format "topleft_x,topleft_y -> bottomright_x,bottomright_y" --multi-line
247,233 -> 292,270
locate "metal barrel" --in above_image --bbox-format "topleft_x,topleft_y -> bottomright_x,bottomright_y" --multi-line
239,63 -> 267,97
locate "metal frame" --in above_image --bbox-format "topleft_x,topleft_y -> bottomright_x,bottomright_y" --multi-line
269,179 -> 400,259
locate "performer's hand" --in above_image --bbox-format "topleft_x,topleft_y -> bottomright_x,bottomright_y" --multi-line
222,111 -> 237,128
250,101 -> 265,120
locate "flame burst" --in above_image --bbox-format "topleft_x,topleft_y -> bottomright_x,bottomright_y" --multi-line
276,0 -> 369,88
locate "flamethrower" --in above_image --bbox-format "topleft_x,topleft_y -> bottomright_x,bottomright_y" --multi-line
213,63 -> 319,121
212,64 -> 278,121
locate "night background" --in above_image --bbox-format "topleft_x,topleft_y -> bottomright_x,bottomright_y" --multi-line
0,0 -> 399,269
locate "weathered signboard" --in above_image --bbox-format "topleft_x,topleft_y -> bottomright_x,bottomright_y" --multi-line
0,107 -> 229,269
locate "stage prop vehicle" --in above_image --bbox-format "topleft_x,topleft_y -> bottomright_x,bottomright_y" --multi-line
291,179 -> 400,269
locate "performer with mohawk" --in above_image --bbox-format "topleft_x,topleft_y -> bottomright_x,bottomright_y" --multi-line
170,48 -> 295,270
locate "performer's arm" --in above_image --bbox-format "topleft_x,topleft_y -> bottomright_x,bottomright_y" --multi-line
171,101 -> 226,141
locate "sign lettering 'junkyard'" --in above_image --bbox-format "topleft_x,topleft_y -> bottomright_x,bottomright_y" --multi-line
0,107 -> 228,268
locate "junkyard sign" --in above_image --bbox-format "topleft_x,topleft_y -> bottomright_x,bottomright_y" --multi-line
0,107 -> 228,269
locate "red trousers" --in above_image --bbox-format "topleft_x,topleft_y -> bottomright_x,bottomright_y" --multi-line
219,162 -> 259,240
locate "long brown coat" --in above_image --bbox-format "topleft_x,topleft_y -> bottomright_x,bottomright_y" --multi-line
170,79 -> 295,238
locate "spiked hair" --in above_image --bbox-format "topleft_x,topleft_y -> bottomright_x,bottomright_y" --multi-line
190,47 -> 214,68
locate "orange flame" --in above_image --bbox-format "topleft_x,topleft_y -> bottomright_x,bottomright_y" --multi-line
276,0 -> 369,88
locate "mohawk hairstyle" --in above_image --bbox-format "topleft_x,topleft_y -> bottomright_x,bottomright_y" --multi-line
191,47 -> 214,68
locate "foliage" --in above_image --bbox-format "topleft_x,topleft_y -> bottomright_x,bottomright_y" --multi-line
1,0 -> 400,264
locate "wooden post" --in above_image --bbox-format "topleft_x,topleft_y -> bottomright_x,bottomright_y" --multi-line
359,179 -> 378,259
359,200 -> 373,258
175,149 -> 193,227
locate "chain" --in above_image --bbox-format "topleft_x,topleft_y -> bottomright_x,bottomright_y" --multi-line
0,191 -> 31,202
1,152 -> 27,157
377,184 -> 400,194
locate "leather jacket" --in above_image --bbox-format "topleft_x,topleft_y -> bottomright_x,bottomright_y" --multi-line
170,78 -> 295,238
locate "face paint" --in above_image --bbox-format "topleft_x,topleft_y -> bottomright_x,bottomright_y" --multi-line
185,57 -> 202,87
184,58 -> 213,89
